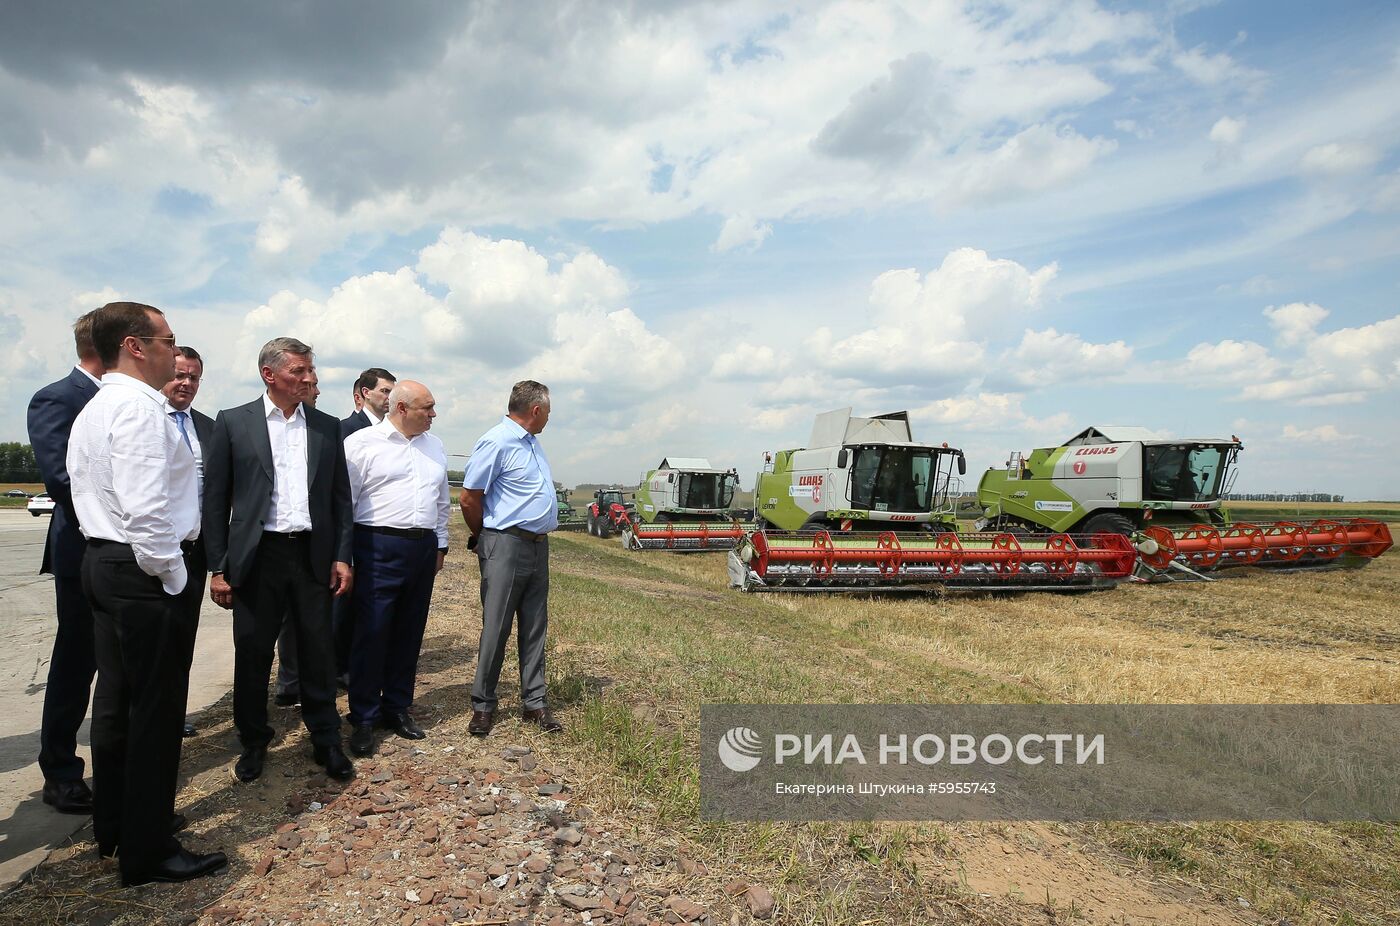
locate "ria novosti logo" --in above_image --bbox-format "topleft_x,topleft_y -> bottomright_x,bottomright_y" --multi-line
717,727 -> 763,772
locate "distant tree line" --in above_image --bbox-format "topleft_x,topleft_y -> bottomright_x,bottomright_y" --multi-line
1224,493 -> 1344,503
0,443 -> 40,482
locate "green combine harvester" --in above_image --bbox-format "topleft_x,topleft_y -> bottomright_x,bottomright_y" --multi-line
976,426 -> 1392,578
621,458 -> 745,551
752,408 -> 964,534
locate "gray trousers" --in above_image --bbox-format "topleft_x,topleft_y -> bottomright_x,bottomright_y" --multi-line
472,529 -> 549,712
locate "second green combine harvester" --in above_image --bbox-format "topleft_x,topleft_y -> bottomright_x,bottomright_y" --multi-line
976,426 -> 1392,578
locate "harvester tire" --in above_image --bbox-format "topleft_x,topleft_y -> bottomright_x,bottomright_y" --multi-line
597,518 -> 612,539
1080,512 -> 1135,537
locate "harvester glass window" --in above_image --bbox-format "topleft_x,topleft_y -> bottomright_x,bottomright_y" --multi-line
678,473 -> 721,509
1144,445 -> 1227,502
720,472 -> 737,508
850,447 -> 933,513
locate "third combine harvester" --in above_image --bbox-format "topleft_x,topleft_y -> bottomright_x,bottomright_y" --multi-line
728,409 -> 1140,593
976,426 -> 1392,579
621,458 -> 746,551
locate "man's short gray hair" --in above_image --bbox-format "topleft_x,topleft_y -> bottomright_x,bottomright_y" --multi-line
508,380 -> 550,416
258,337 -> 313,372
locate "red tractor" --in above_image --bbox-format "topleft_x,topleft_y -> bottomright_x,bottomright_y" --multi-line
587,489 -> 636,539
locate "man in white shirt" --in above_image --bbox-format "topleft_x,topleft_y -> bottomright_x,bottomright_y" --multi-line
67,301 -> 226,887
342,381 -> 450,757
202,337 -> 355,783
162,345 -> 213,739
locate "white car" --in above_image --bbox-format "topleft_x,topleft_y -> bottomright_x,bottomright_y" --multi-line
28,493 -> 55,517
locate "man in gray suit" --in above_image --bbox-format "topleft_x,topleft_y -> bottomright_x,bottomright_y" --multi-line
202,337 -> 355,782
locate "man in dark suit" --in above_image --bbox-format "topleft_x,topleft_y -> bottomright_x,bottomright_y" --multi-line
203,337 -> 356,782
25,310 -> 103,814
340,367 -> 395,439
161,346 -> 213,738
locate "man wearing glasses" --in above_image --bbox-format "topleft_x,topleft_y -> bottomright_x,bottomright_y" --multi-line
67,302 -> 227,886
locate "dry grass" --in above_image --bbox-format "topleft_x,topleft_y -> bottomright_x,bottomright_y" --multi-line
550,533 -> 1400,924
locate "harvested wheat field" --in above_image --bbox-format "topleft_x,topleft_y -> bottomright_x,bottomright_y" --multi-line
3,520 -> 1398,926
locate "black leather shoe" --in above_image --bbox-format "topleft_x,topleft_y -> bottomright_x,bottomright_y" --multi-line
273,691 -> 300,707
381,711 -> 425,740
348,723 -> 376,757
313,744 -> 355,781
521,707 -> 563,733
468,710 -> 495,737
99,813 -> 189,858
42,779 -> 93,815
121,847 -> 228,887
234,745 -> 267,783
182,723 -> 197,738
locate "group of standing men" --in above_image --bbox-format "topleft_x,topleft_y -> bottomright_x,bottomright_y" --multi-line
27,300 -> 562,888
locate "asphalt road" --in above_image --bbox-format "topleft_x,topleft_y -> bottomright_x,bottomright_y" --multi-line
0,511 -> 235,891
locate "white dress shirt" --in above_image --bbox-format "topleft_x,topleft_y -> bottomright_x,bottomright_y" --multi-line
67,372 -> 200,595
164,402 -> 203,492
344,417 -> 451,548
262,394 -> 313,533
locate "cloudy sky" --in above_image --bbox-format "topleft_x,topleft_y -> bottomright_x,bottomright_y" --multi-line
3,1 -> 1398,498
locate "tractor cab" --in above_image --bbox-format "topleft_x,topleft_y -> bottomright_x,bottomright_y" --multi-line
596,489 -> 628,509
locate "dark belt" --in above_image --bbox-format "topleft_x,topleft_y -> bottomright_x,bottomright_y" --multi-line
486,525 -> 548,543
263,530 -> 310,542
87,538 -> 120,547
356,524 -> 434,539
89,538 -> 199,554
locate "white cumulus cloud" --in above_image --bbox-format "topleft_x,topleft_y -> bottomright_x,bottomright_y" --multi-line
712,214 -> 773,253
1209,115 -> 1246,146
1263,302 -> 1328,346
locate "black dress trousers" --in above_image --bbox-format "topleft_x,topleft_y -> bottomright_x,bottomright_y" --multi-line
82,541 -> 193,878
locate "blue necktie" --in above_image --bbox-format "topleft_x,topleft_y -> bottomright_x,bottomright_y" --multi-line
170,410 -> 193,454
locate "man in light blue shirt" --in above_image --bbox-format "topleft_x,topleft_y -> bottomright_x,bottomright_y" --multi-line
460,380 -> 561,736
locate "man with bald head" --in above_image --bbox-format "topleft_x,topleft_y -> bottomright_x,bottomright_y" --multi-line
341,381 -> 450,756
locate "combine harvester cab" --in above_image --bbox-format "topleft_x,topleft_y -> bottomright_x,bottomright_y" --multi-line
622,458 -> 746,551
586,489 -> 636,539
976,426 -> 1392,579
729,409 -> 1140,593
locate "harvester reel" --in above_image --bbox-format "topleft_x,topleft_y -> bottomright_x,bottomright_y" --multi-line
729,528 -> 1138,594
